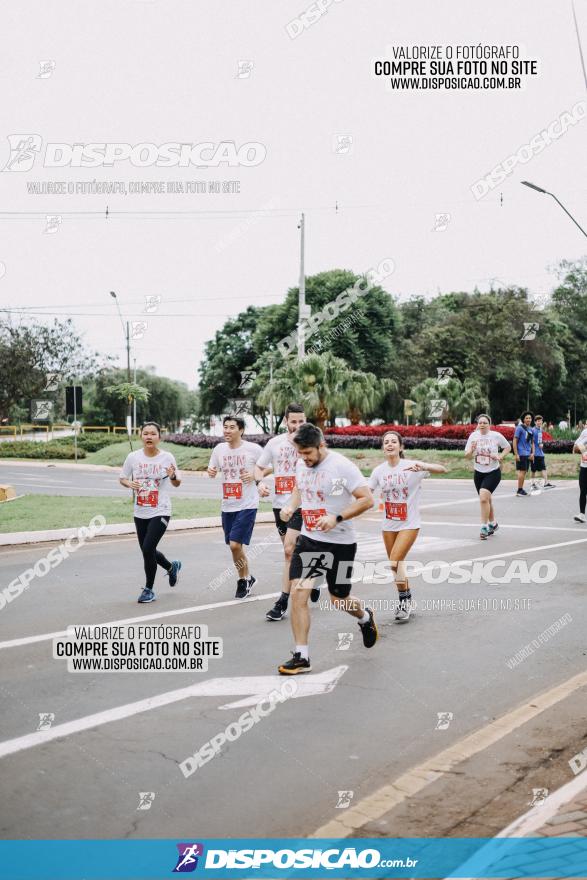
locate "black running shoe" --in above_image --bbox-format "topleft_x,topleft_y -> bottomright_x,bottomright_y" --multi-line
266,599 -> 287,621
310,584 -> 321,603
167,560 -> 182,587
278,652 -> 312,675
516,488 -> 529,497
544,482 -> 555,489
247,574 -> 257,594
358,608 -> 378,648
235,578 -> 250,599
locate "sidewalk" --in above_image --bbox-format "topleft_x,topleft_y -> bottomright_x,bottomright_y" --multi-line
0,459 -> 208,475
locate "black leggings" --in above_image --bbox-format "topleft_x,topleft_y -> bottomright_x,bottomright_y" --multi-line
580,469 -> 587,515
134,516 -> 171,588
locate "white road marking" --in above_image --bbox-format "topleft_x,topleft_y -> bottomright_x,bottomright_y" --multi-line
311,667 -> 587,838
421,521 -> 585,532
0,666 -> 348,758
3,535 -> 585,651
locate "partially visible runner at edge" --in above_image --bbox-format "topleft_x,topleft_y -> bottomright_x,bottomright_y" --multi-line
255,403 -> 320,622
572,424 -> 587,523
368,430 -> 447,622
119,421 -> 182,603
277,423 -> 377,675
464,413 -> 511,540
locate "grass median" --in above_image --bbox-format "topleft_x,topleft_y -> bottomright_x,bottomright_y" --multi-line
0,496 -> 273,534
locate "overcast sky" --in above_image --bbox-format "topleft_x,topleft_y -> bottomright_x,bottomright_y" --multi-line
1,0 -> 585,388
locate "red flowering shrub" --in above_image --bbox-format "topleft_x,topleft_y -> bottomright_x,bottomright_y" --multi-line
324,423 -> 552,441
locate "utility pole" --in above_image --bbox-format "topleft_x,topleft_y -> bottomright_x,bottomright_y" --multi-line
126,322 -> 131,381
133,357 -> 137,431
297,212 -> 307,360
269,357 -> 274,432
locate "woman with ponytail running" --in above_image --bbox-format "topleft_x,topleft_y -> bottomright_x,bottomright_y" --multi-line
464,414 -> 511,540
368,430 -> 447,622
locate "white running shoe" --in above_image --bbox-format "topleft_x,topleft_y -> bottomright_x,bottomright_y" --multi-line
574,513 -> 586,523
395,600 -> 412,623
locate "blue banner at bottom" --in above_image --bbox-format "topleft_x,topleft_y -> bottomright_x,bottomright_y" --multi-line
1,838 -> 587,879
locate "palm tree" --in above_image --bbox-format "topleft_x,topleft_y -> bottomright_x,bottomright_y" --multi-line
346,376 -> 396,425
410,377 -> 488,424
256,353 -> 383,430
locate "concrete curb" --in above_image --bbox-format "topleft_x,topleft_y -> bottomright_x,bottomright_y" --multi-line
0,512 -> 276,547
0,459 -> 209,476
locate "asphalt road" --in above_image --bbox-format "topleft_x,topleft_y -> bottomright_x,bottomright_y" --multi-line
1,480 -> 586,840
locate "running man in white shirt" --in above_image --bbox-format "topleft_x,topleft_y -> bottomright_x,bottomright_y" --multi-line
277,423 -> 377,675
254,403 -> 320,621
120,421 -> 182,603
369,430 -> 447,622
572,426 -> 587,522
208,415 -> 263,598
464,414 -> 511,540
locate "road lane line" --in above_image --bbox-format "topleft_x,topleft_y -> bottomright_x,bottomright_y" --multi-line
311,669 -> 587,838
0,666 -> 348,759
0,592 -> 280,651
3,535 -> 585,651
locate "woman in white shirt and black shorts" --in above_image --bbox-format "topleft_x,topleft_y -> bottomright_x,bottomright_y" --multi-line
464,414 -> 511,540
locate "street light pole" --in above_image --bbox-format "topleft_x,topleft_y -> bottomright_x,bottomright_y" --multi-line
297,213 -> 306,360
521,181 -> 587,239
109,291 -> 132,381
133,357 -> 137,431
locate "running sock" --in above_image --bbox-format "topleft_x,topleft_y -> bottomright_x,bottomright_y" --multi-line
358,611 -> 370,625
398,589 -> 411,603
296,645 -> 309,660
280,592 -> 289,607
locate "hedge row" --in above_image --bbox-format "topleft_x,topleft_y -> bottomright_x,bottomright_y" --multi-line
165,433 -> 573,453
0,441 -> 88,459
324,423 -> 554,442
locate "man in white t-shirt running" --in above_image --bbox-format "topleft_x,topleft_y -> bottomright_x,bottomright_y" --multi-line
208,415 -> 263,598
255,403 -> 320,621
277,424 -> 377,675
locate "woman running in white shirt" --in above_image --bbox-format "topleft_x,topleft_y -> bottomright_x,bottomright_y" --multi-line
369,430 -> 447,622
464,414 -> 511,540
572,426 -> 587,523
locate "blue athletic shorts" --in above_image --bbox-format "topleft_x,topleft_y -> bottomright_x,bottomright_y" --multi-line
221,509 -> 257,545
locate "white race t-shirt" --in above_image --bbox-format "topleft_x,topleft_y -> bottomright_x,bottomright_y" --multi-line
575,429 -> 587,467
296,451 -> 368,545
208,441 -> 263,512
256,434 -> 299,509
368,460 -> 429,531
465,430 -> 509,473
121,449 -> 178,519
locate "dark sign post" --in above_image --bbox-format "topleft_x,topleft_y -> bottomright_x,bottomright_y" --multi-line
65,386 -> 83,463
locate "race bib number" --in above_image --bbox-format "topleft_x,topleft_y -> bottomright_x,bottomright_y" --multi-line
137,488 -> 158,508
302,508 -> 327,530
582,453 -> 587,464
385,501 -> 407,521
223,482 -> 242,500
275,475 -> 296,494
476,454 -> 491,467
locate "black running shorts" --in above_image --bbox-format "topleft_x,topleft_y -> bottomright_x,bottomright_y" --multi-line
273,507 -> 303,538
474,469 -> 502,494
516,455 -> 531,472
531,457 -> 546,473
289,534 -> 357,599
